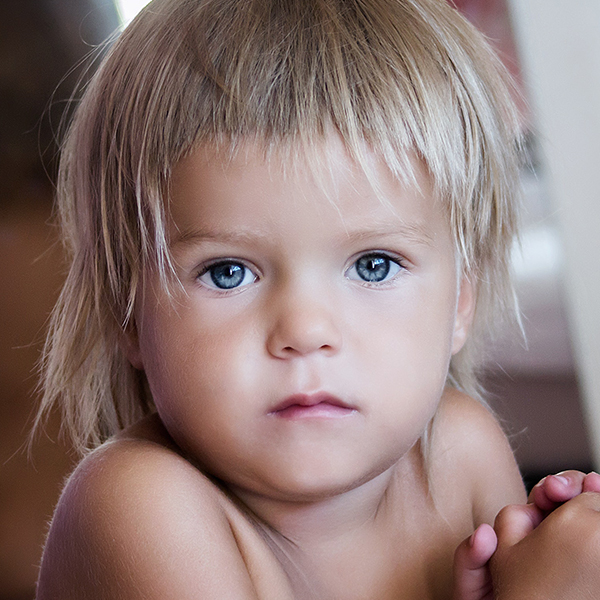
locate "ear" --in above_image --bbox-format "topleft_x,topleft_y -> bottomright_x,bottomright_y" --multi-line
120,319 -> 144,370
451,276 -> 476,355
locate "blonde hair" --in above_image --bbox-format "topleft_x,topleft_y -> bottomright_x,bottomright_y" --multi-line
37,0 -> 524,455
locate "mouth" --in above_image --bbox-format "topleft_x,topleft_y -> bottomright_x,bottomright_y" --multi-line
268,392 -> 357,419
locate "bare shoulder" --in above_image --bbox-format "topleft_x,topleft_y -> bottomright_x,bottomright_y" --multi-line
429,388 -> 526,525
432,387 -> 511,456
37,415 -> 286,600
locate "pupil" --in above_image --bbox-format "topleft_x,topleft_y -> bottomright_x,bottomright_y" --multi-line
356,255 -> 390,282
211,263 -> 245,289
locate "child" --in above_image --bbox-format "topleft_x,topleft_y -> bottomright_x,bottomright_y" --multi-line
33,0 -> 600,598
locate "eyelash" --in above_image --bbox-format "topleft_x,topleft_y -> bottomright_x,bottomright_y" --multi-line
195,252 -> 407,292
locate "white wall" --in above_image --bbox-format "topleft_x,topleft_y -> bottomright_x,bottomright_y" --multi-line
508,0 -> 600,467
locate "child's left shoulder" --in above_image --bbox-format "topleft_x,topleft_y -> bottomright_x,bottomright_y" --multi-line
429,388 -> 527,526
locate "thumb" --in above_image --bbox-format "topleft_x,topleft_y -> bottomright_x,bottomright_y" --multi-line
452,524 -> 497,600
494,503 -> 544,548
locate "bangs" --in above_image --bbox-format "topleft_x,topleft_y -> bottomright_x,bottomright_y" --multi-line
87,0 -> 520,287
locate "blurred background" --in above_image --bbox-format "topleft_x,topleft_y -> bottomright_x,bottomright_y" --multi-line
1,0 -> 599,597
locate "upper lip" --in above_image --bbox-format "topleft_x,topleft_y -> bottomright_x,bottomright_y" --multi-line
268,392 -> 355,414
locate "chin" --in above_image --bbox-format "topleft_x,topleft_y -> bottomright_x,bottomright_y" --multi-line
257,463 -> 393,503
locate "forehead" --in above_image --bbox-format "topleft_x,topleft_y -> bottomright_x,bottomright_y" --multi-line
168,138 -> 451,248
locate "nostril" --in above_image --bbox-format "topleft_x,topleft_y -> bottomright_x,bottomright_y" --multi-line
278,342 -> 335,357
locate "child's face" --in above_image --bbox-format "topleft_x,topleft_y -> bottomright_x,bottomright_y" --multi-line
126,138 -> 473,501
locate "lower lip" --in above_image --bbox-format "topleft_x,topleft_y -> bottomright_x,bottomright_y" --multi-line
272,402 -> 356,419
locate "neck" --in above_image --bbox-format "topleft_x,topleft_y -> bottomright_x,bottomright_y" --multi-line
228,445 -> 424,554
235,468 -> 395,549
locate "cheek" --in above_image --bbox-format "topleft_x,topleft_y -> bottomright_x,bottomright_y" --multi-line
351,276 -> 458,417
138,319 -> 188,415
359,277 -> 457,359
137,302 -> 258,419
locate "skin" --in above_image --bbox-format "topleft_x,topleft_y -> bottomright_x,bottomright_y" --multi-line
37,139 -> 527,599
491,474 -> 600,600
454,471 -> 600,600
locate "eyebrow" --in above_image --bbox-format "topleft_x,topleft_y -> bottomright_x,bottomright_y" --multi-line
340,222 -> 436,247
171,222 -> 435,252
171,227 -> 272,248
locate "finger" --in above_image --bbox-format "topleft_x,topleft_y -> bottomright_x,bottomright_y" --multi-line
583,472 -> 600,493
529,471 -> 586,509
452,524 -> 497,600
494,503 -> 544,548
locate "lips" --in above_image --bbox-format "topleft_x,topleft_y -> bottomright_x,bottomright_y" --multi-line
269,392 -> 356,419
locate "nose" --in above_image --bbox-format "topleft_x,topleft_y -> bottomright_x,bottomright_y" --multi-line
265,289 -> 342,359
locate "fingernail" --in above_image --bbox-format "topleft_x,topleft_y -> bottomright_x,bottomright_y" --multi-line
554,475 -> 569,486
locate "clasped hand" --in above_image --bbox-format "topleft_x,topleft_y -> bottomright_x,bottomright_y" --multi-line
453,471 -> 600,600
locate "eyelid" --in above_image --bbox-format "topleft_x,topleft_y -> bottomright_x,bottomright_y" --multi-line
347,250 -> 408,268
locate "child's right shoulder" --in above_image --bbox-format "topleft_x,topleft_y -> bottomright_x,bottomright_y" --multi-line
37,414 -> 291,600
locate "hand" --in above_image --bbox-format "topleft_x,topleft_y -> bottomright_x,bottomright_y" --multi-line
491,491 -> 600,600
452,470 -> 600,600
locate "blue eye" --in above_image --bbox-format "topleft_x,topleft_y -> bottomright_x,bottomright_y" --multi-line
348,253 -> 402,283
198,261 -> 256,290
